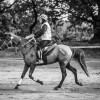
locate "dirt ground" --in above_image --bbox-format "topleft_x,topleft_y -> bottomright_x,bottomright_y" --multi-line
0,58 -> 100,100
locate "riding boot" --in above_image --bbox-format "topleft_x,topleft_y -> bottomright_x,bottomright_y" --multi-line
36,49 -> 43,64
39,49 -> 43,63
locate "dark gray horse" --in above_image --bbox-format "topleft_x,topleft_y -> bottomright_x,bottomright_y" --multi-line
6,33 -> 89,90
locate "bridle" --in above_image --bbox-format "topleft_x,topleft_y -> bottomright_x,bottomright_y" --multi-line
10,34 -> 37,55
10,34 -> 36,47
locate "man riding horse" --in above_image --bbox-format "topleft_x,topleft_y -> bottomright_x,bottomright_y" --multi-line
4,14 -> 89,90
25,14 -> 52,63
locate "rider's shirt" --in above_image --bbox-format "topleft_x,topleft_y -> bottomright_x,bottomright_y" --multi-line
41,22 -> 52,40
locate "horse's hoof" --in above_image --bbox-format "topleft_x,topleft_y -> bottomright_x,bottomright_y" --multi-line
54,87 -> 59,90
36,80 -> 43,85
76,82 -> 83,86
14,86 -> 18,89
79,83 -> 83,86
54,86 -> 61,90
14,84 -> 19,89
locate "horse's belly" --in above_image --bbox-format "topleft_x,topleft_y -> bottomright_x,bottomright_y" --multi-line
46,54 -> 57,64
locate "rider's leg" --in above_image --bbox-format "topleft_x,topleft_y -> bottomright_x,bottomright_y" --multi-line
36,40 -> 51,63
37,48 -> 42,60
39,48 -> 42,60
36,44 -> 43,63
39,40 -> 50,59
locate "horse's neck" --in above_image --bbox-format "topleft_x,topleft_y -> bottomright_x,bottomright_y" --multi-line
13,35 -> 36,55
18,41 -> 35,56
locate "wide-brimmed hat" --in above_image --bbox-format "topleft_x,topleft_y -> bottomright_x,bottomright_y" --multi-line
40,14 -> 48,21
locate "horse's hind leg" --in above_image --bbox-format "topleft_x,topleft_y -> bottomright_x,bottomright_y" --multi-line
29,63 -> 43,85
14,63 -> 29,89
54,62 -> 67,90
67,63 -> 83,86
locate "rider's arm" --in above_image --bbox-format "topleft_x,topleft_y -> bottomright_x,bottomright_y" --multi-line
25,24 -> 47,39
34,24 -> 47,38
25,34 -> 34,39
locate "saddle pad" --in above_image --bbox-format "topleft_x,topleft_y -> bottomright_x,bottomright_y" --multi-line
43,43 -> 57,55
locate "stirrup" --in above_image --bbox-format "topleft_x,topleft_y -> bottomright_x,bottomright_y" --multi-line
37,60 -> 43,64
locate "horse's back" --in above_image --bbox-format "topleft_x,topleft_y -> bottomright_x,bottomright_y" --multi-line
45,44 -> 72,58
57,44 -> 72,56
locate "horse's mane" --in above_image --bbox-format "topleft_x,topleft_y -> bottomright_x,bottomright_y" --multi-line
10,32 -> 36,46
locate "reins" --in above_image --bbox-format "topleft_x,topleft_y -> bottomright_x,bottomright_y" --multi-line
22,37 -> 36,47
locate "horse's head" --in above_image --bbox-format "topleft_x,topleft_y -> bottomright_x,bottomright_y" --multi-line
8,32 -> 36,48
5,32 -> 21,47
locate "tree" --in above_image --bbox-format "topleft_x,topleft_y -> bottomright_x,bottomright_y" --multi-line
0,0 -> 38,37
0,0 -> 19,36
38,0 -> 100,42
29,0 -> 37,34
0,0 -> 64,37
55,0 -> 100,42
2,0 -> 100,43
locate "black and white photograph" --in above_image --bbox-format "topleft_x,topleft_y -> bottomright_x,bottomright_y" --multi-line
0,0 -> 100,100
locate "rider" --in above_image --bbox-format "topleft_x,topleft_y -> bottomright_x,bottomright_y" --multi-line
25,14 -> 52,63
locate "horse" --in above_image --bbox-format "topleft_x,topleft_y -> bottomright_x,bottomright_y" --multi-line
5,33 -> 89,90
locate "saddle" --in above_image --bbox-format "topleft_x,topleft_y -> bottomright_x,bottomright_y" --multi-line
37,43 -> 57,62
42,43 -> 57,55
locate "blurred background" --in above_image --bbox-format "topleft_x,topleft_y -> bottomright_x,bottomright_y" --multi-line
0,0 -> 100,58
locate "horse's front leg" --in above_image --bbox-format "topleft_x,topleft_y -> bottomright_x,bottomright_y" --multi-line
14,63 -> 29,89
29,63 -> 43,85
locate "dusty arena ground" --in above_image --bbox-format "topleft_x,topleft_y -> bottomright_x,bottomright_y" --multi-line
0,58 -> 100,100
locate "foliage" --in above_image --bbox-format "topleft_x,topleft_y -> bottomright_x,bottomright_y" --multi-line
0,0 -> 37,38
0,0 -> 100,42
38,0 -> 100,41
54,0 -> 100,41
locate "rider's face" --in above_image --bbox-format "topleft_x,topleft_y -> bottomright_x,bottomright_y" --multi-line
38,18 -> 42,24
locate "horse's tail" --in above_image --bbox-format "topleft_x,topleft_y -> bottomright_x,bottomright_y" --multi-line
72,48 -> 89,77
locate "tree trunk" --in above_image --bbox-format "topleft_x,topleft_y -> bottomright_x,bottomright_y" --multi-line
90,21 -> 100,43
90,2 -> 100,43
